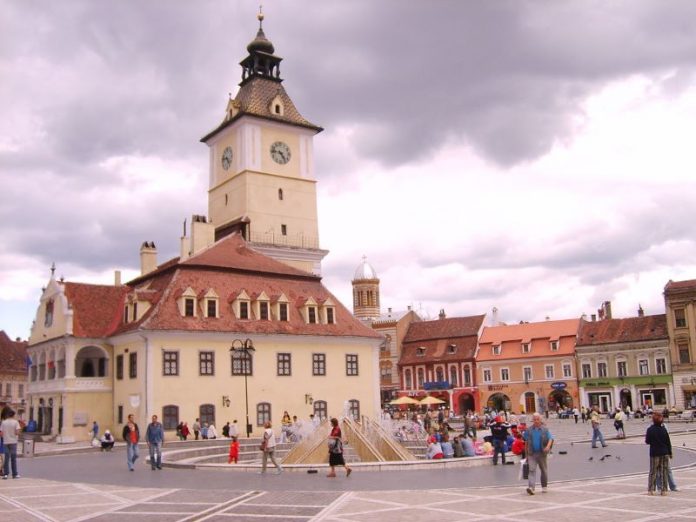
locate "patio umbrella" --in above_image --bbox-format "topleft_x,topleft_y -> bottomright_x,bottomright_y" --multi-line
419,396 -> 445,405
389,396 -> 420,405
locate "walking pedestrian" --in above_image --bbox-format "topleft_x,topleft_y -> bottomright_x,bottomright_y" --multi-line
581,405 -> 587,423
590,406 -> 608,448
228,436 -> 240,464
146,414 -> 164,470
193,418 -> 201,440
614,408 -> 625,439
524,412 -> 554,495
327,417 -> 351,477
259,421 -> 282,474
122,414 -> 140,471
490,415 -> 511,465
91,421 -> 99,441
573,407 -> 580,424
646,411 -> 672,495
0,409 -> 21,479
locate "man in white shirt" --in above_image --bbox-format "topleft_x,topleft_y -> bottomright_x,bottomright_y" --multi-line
0,409 -> 21,479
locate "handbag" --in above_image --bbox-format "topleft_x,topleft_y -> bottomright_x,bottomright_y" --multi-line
329,438 -> 343,454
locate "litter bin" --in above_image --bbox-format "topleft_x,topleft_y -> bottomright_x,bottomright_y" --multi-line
23,439 -> 35,457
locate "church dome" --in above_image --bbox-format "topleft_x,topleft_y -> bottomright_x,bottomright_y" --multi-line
353,257 -> 378,280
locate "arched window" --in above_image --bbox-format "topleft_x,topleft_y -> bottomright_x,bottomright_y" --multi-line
436,367 -> 444,382
404,369 -> 412,389
162,405 -> 179,430
199,404 -> 215,427
348,399 -> 360,421
313,400 -> 327,420
417,368 -> 425,388
257,402 -> 271,426
449,366 -> 458,387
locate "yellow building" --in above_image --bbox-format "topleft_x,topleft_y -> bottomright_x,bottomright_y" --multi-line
25,13 -> 381,442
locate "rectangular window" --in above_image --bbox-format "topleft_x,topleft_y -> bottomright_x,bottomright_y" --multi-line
346,354 -> 359,376
522,343 -> 531,353
617,361 -> 627,377
231,352 -> 253,376
207,300 -> 217,318
163,351 -> 179,376
500,368 -> 509,381
563,364 -> 572,378
117,405 -> 123,424
483,369 -> 492,383
259,301 -> 269,320
550,341 -> 559,351
184,298 -> 195,317
123,305 -> 128,323
523,366 -> 532,382
463,366 -> 471,386
239,301 -> 249,319
132,302 -> 138,321
492,345 -> 501,355
308,307 -> 317,324
582,363 -> 592,379
313,353 -> 326,376
18,384 -> 24,398
277,353 -> 291,376
281,224 -> 287,236
200,351 -> 214,376
675,308 -> 687,328
656,358 -> 667,374
678,342 -> 690,364
116,355 -> 124,380
545,365 -> 554,379
326,307 -> 335,324
5,383 -> 11,396
129,352 -> 137,379
279,303 -> 289,321
597,362 -> 607,378
639,359 -> 649,376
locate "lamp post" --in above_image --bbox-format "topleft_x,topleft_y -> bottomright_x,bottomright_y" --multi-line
230,338 -> 255,438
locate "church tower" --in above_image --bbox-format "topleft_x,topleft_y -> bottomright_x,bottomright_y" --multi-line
352,257 -> 380,320
200,11 -> 327,275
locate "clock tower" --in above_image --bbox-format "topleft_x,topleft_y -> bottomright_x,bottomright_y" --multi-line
200,11 -> 327,275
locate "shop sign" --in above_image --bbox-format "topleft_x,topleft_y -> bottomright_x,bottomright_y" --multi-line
584,381 -> 611,387
551,382 -> 567,390
488,385 -> 506,391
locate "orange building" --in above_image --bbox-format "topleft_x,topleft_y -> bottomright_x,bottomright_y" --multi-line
477,319 -> 580,413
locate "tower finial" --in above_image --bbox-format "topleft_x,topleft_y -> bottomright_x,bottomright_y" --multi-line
50,262 -> 56,277
258,4 -> 264,28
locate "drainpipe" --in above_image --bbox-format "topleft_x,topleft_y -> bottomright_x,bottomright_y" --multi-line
138,334 -> 152,424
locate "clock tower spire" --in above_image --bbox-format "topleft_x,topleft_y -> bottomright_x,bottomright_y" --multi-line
201,11 -> 327,275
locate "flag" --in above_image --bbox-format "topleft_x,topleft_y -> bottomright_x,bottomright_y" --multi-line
26,354 -> 33,367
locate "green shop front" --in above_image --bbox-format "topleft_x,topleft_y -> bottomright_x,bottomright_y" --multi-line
579,375 -> 674,412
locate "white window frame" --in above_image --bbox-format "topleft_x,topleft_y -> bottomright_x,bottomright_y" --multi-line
522,343 -> 531,353
597,361 -> 608,378
616,360 -> 627,377
638,359 -> 649,376
545,364 -> 554,379
483,368 -> 492,383
500,367 -> 510,381
550,340 -> 559,351
523,366 -> 532,382
655,357 -> 667,375
492,344 -> 502,355
562,363 -> 572,378
582,362 -> 592,379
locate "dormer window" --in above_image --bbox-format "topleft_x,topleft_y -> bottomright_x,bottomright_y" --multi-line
307,306 -> 317,324
447,344 -> 457,354
270,95 -> 285,116
184,298 -> 195,317
492,345 -> 502,355
416,347 -> 426,357
239,301 -> 249,319
207,299 -> 217,318
522,343 -> 531,353
326,307 -> 335,324
132,302 -> 138,321
279,302 -> 289,321
123,305 -> 129,324
550,341 -> 559,351
259,301 -> 269,320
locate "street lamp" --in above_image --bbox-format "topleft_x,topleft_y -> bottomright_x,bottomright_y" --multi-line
230,338 -> 255,438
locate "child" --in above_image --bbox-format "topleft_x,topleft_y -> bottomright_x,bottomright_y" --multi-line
228,436 -> 240,464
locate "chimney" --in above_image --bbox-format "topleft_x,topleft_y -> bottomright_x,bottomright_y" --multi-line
604,301 -> 612,320
591,314 -> 597,322
190,215 -> 215,256
638,304 -> 644,317
139,241 -> 157,275
438,309 -> 446,320
114,270 -> 122,286
388,307 -> 392,314
407,305 -> 412,311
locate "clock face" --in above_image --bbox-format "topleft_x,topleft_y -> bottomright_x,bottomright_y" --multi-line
270,141 -> 291,165
221,146 -> 233,170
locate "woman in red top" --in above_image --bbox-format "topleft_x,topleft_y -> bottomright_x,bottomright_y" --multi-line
327,418 -> 351,478
228,436 -> 240,464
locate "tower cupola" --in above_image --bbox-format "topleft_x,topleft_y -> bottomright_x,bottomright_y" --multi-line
352,256 -> 380,320
240,10 -> 282,85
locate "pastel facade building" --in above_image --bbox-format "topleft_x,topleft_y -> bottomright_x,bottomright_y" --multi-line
477,319 -> 580,414
398,314 -> 485,414
575,313 -> 672,413
664,280 -> 696,409
0,331 -> 28,418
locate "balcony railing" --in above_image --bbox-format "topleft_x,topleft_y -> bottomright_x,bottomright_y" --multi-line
248,231 -> 320,250
28,377 -> 111,394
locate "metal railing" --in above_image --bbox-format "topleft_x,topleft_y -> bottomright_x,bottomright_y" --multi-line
248,231 -> 320,250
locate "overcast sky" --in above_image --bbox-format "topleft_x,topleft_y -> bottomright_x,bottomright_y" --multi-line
3,0 -> 696,341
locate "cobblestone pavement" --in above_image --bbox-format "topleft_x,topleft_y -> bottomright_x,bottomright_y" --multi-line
0,419 -> 693,521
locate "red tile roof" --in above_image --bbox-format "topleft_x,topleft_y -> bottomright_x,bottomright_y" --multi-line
576,315 -> 667,346
403,315 -> 486,343
477,319 -> 580,361
0,331 -> 28,374
63,283 -> 128,338
664,279 -> 696,292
